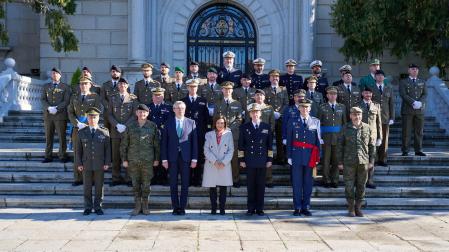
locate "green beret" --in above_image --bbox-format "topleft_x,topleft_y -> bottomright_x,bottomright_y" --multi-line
175,66 -> 185,73
207,67 -> 218,74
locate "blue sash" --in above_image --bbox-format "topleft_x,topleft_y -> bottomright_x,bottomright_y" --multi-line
321,126 -> 341,133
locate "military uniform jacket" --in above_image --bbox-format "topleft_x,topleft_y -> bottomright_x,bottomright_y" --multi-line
217,67 -> 243,88
336,83 -> 362,116
149,102 -> 173,131
100,80 -> 130,107
120,120 -> 160,163
359,74 -> 389,89
165,82 -> 189,104
306,91 -> 324,117
213,98 -> 243,141
186,73 -> 207,85
399,77 -> 427,115
198,82 -> 223,107
357,101 -> 382,141
282,105 -> 301,141
133,79 -> 161,105
238,121 -> 273,167
233,87 -> 256,117
108,93 -> 138,138
286,116 -> 321,167
317,103 -> 347,145
41,82 -> 71,121
245,104 -> 275,131
154,75 -> 172,87
280,73 -> 303,101
75,126 -> 111,171
337,122 -> 375,165
371,84 -> 395,123
332,79 -> 344,87
251,73 -> 270,89
304,75 -> 329,95
263,86 -> 289,114
72,83 -> 101,96
68,92 -> 103,126
181,96 -> 209,141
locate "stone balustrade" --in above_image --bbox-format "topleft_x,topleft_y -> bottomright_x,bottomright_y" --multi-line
425,66 -> 449,132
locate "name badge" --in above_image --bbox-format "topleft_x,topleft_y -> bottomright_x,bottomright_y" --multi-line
262,129 -> 268,134
199,102 -> 206,105
231,106 -> 239,109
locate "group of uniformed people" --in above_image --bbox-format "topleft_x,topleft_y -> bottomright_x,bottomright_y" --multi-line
41,51 -> 427,217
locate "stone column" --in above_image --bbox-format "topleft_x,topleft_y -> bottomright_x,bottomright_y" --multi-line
128,0 -> 146,66
298,0 -> 316,68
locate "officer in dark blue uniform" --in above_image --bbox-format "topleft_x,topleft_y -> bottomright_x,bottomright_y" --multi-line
282,89 -> 306,146
217,51 -> 243,88
182,79 -> 210,186
280,59 -> 303,105
239,103 -> 273,216
286,99 -> 321,216
148,87 -> 173,185
251,58 -> 270,89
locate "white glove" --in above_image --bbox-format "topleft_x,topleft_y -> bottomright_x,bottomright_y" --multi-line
415,101 -> 422,109
388,119 -> 394,125
208,107 -> 214,117
319,139 -> 324,145
376,139 -> 382,147
282,139 -> 287,145
287,158 -> 292,165
47,106 -> 57,114
274,112 -> 281,120
77,122 -> 87,130
116,124 -> 126,133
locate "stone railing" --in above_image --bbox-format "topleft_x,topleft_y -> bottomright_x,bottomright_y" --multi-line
425,66 -> 449,133
0,58 -> 51,122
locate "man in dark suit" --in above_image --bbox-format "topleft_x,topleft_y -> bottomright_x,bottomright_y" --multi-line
239,103 -> 273,216
161,101 -> 198,215
182,79 -> 209,186
217,51 -> 243,88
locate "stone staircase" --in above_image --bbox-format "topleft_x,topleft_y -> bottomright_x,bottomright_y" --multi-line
1,110 -> 449,210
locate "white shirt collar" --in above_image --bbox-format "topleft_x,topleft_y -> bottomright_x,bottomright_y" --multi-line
252,120 -> 261,128
189,95 -> 197,99
300,115 -> 309,121
89,126 -> 98,130
328,102 -> 336,106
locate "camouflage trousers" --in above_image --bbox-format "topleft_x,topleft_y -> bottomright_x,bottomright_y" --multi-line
129,161 -> 154,199
343,163 -> 368,202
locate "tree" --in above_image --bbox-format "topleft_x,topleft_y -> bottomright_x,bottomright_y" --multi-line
0,0 -> 79,52
330,0 -> 449,71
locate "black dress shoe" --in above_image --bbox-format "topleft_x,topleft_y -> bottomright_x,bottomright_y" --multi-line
83,209 -> 91,215
94,209 -> 104,215
179,209 -> 186,215
110,181 -> 121,187
60,157 -> 69,163
42,158 -> 53,163
378,161 -> 388,167
246,210 -> 255,216
366,183 -> 377,189
415,152 -> 426,156
293,209 -> 300,216
331,183 -> 338,188
233,182 -> 240,188
266,184 -> 273,188
172,209 -> 179,215
256,210 -> 265,216
72,181 -> 83,186
301,209 -> 312,216
126,181 -> 133,187
211,209 -> 217,215
323,183 -> 330,188
401,152 -> 409,156
219,209 -> 225,215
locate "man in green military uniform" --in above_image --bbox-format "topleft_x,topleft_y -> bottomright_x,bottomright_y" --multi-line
357,87 -> 382,189
68,75 -> 103,186
399,64 -> 427,156
165,67 -> 189,104
100,65 -> 125,130
305,76 -> 324,117
317,86 -> 346,188
233,73 -> 256,121
359,59 -> 389,89
75,107 -> 111,215
71,67 -> 101,96
213,81 -> 243,187
336,70 -> 362,120
41,67 -> 71,163
134,63 -> 161,105
121,104 -> 160,215
154,62 -> 172,87
108,78 -> 139,186
371,70 -> 395,166
337,107 -> 375,217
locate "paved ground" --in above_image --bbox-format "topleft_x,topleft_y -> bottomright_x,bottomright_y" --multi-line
0,209 -> 449,251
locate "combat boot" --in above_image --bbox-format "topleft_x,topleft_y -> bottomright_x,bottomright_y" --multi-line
131,197 -> 142,216
347,199 -> 355,217
355,201 -> 364,217
141,198 -> 150,215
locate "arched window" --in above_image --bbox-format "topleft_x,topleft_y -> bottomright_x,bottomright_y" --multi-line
187,4 -> 257,75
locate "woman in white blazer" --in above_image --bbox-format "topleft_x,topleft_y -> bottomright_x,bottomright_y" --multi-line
202,115 -> 234,215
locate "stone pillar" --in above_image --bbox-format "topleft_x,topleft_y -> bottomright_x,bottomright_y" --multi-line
298,0 -> 316,68
128,0 -> 146,66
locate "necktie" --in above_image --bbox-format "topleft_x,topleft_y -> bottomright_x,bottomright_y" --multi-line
346,85 -> 351,93
366,103 -> 370,110
226,99 -> 229,107
310,92 -> 314,99
273,87 -> 276,94
331,104 -> 335,112
210,84 -> 214,90
177,84 -> 180,91
191,97 -> 195,103
303,118 -> 307,127
113,81 -> 117,88
120,95 -> 124,102
81,95 -> 85,102
378,85 -> 383,95
255,124 -> 258,130
145,81 -> 149,87
412,78 -> 416,83
53,83 -> 57,89
176,120 -> 182,138
91,128 -> 95,138
245,88 -> 248,96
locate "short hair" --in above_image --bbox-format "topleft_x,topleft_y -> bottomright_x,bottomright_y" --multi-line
173,101 -> 186,109
212,115 -> 228,130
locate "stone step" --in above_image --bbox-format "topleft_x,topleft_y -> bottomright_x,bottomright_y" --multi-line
0,183 -> 448,198
8,110 -> 43,116
2,194 -> 449,210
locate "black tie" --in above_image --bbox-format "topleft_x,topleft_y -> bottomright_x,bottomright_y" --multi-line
303,119 -> 307,127
177,84 -> 180,91
226,100 -> 229,108
273,87 -> 276,94
81,95 -> 85,102
245,88 -> 248,96
255,124 -> 258,130
412,78 -> 416,83
346,85 -> 351,93
120,95 -> 124,102
53,83 -> 57,89
378,85 -> 383,95
113,81 -> 117,89
310,92 -> 314,99
191,97 -> 195,103
331,104 -> 335,112
210,84 -> 214,90
145,81 -> 149,87
91,128 -> 95,138
366,103 -> 370,110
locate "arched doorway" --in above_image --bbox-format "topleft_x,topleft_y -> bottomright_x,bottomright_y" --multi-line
187,4 -> 257,75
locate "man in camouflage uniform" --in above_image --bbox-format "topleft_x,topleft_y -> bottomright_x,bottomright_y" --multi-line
280,59 -> 303,105
317,86 -> 346,188
264,69 -> 289,164
399,64 -> 427,156
68,75 -> 103,186
251,58 -> 270,89
165,67 -> 189,104
372,70 -> 395,166
108,78 -> 138,186
357,87 -> 382,189
75,107 -> 111,216
337,107 -> 375,217
213,81 -> 243,187
305,76 -> 324,117
134,63 -> 161,105
336,70 -> 362,120
233,73 -> 256,121
41,67 -> 71,163
121,104 -> 160,215
154,62 -> 172,87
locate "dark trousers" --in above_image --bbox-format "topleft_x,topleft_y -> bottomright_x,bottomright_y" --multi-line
169,153 -> 190,210
83,169 -> 104,210
152,164 -> 168,184
377,124 -> 390,163
246,167 -> 266,211
71,128 -> 83,183
401,113 -> 424,153
209,186 -> 227,211
111,138 -> 130,183
291,164 -> 313,210
275,119 -> 284,161
44,119 -> 67,159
